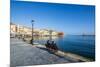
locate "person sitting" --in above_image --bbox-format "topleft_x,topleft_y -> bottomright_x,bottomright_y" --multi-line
51,41 -> 54,49
54,43 -> 58,51
45,40 -> 58,52
51,41 -> 58,51
45,40 -> 50,48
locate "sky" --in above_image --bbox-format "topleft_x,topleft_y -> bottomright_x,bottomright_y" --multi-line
11,0 -> 95,35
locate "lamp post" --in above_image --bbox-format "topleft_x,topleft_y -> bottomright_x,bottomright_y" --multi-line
49,30 -> 52,42
31,20 -> 34,45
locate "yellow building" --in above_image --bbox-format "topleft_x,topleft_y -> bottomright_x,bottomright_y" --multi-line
39,29 -> 49,36
10,23 -> 60,38
23,26 -> 32,35
52,31 -> 58,36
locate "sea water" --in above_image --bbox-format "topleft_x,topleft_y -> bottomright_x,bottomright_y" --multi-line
35,35 -> 95,60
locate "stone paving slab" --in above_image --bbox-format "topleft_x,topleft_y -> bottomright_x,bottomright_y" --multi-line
10,38 -> 75,67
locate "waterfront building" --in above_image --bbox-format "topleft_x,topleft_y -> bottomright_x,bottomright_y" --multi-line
10,23 -> 17,37
10,23 -> 63,38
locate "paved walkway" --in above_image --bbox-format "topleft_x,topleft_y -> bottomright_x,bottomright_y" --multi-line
10,38 -> 76,67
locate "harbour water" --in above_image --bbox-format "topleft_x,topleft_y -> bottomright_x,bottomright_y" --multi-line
34,35 -> 95,60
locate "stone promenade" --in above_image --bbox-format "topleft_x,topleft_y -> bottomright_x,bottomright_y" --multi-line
10,38 -> 78,67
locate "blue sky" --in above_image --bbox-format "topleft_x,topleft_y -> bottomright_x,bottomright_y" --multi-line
11,1 -> 95,35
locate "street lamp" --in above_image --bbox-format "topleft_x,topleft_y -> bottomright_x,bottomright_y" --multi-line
30,20 -> 34,45
49,30 -> 53,42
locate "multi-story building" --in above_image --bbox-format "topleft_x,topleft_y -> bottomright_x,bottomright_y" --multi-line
10,23 -> 17,37
10,23 -> 63,38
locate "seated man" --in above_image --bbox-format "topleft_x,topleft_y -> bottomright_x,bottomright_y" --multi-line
45,40 -> 58,52
54,43 -> 58,51
51,41 -> 58,51
45,40 -> 50,48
